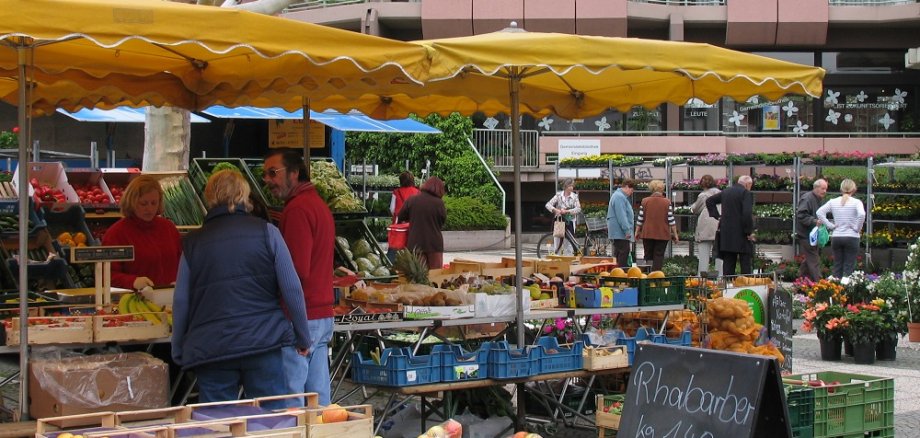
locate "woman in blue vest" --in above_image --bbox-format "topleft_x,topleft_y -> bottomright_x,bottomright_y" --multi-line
171,170 -> 311,409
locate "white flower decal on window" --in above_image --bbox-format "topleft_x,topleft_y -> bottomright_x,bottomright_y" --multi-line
856,91 -> 868,103
826,110 -> 841,125
892,89 -> 908,105
782,102 -> 799,117
729,111 -> 745,127
746,96 -> 760,104
844,114 -> 853,123
825,90 -> 840,105
793,120 -> 810,136
483,117 -> 499,130
595,116 -> 611,132
879,113 -> 895,130
538,117 -> 554,130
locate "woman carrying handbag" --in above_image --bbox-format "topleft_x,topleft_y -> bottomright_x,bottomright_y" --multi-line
386,171 -> 420,261
545,178 -> 581,255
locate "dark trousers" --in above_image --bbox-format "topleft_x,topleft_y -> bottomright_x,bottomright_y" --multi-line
642,238 -> 669,271
797,237 -> 821,281
721,251 -> 752,276
832,237 -> 860,279
613,239 -> 631,267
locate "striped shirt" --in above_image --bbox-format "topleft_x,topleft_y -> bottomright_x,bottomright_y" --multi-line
636,194 -> 676,240
816,196 -> 866,238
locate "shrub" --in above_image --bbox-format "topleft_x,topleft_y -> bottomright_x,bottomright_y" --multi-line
444,196 -> 507,231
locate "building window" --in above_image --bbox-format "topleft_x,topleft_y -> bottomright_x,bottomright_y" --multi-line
821,86 -> 911,133
722,96 -> 816,135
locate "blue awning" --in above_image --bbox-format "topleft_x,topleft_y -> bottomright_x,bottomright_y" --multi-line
58,107 -> 211,123
200,106 -> 440,134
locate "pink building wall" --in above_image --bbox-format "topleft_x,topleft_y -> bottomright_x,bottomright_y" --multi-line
725,0 -> 777,46
524,0 -> 576,34
421,0 -> 473,39
575,0 -> 627,37
472,0 -> 524,34
777,0 -> 828,46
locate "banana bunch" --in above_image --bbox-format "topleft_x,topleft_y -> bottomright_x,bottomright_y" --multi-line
369,347 -> 382,365
117,293 -> 172,326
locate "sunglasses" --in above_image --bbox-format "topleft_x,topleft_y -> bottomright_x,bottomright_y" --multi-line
263,167 -> 285,178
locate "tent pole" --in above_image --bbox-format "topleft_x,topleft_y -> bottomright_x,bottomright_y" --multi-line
16,43 -> 31,421
302,97 -> 311,180
509,71 -> 527,433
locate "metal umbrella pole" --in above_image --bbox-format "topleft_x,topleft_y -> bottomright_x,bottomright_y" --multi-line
15,40 -> 31,420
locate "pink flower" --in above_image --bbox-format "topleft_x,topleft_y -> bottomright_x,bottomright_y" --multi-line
555,319 -> 567,331
543,325 -> 553,334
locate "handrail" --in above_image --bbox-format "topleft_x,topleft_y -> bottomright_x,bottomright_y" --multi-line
541,130 -> 920,138
466,138 -> 506,216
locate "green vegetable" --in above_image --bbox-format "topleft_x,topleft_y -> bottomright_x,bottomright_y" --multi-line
365,253 -> 382,268
335,236 -> 350,251
351,239 -> 372,257
372,266 -> 391,277
355,257 -> 375,273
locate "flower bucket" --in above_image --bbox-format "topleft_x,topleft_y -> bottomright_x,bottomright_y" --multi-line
909,323 -> 920,343
844,339 -> 854,357
853,342 -> 876,365
819,336 -> 842,361
876,336 -> 897,361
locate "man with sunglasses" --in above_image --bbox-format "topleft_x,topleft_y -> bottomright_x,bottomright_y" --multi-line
263,149 -> 335,405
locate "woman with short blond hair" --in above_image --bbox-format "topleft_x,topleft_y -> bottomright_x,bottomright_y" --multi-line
816,178 -> 865,278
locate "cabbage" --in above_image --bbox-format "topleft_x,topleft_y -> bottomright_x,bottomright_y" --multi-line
351,239 -> 372,257
365,253 -> 382,268
335,236 -> 349,250
342,248 -> 353,261
355,257 -> 375,272
372,266 -> 391,277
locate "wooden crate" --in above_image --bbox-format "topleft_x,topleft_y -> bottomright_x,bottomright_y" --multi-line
93,312 -> 170,342
342,298 -> 403,312
528,287 -> 559,310
595,394 -> 621,430
535,259 -> 571,278
166,418 -> 248,438
36,411 -> 117,436
85,426 -> 170,438
4,315 -> 93,346
500,257 -> 537,268
115,406 -> 191,428
583,345 -> 628,371
304,405 -> 373,438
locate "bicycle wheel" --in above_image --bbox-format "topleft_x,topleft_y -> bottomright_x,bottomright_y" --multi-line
585,233 -> 611,257
536,233 -> 575,258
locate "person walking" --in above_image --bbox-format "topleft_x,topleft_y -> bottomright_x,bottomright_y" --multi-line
690,175 -> 723,275
706,175 -> 755,276
262,149 -> 335,406
635,180 -> 678,271
387,171 -> 420,261
796,178 -> 828,281
607,179 -> 636,267
816,179 -> 865,278
545,178 -> 581,254
398,177 -> 447,269
171,170 -> 311,410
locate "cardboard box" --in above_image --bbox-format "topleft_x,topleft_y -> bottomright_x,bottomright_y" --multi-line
30,352 -> 169,424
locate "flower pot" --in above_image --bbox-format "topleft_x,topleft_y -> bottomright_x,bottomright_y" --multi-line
909,323 -> 920,343
819,336 -> 842,361
844,339 -> 854,357
876,336 -> 897,361
853,342 -> 876,365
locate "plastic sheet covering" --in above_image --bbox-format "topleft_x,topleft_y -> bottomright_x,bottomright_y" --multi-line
30,350 -> 168,410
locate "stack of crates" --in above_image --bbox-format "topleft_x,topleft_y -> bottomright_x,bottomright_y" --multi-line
786,371 -> 894,438
351,347 -> 441,386
785,385 -> 815,438
629,276 -> 686,305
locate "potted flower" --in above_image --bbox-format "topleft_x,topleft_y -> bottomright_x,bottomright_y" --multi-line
801,302 -> 848,360
844,302 -> 885,364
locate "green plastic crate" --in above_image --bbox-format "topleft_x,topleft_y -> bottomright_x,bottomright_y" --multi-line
785,384 -> 814,438
786,372 -> 894,438
629,276 -> 685,305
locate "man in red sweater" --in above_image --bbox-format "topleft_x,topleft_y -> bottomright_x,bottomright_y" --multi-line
263,149 -> 335,405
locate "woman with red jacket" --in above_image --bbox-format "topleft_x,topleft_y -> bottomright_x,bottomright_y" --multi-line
102,175 -> 181,290
387,171 -> 420,260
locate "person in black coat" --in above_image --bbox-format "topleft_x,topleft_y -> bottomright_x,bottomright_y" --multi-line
706,175 -> 755,276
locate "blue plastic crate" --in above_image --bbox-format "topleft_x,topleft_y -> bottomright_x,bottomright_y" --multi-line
635,327 -> 692,346
613,287 -> 638,307
488,341 -> 540,379
432,342 -> 493,382
575,286 -> 614,308
536,337 -> 584,374
351,347 -> 441,386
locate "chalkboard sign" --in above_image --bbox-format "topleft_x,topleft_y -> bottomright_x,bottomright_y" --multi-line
768,288 -> 794,374
618,344 -> 790,438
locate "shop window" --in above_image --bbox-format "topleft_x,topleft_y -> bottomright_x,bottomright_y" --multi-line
821,86 -> 912,133
722,96 -> 816,135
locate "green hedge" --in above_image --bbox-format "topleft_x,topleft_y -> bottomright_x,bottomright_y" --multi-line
444,196 -> 508,231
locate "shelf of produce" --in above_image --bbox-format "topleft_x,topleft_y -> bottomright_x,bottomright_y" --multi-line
189,158 -> 270,214
333,319 -> 432,333
566,303 -> 684,317
0,336 -> 170,354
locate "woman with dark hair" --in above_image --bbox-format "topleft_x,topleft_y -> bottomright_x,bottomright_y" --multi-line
398,177 -> 447,269
690,175 -> 722,275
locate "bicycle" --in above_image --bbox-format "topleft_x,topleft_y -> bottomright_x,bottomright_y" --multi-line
536,215 -> 611,258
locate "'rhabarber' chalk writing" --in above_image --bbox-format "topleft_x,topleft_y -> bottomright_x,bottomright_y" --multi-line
631,361 -> 756,426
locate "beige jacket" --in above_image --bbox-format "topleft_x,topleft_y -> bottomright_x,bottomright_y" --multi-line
691,187 -> 721,242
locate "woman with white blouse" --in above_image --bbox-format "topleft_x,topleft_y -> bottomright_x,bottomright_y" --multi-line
816,179 -> 866,278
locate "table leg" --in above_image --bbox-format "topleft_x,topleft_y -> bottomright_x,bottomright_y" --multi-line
373,392 -> 399,436
421,395 -> 426,434
515,383 -> 526,432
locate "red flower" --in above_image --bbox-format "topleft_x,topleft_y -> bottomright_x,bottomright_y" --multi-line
10,126 -> 18,133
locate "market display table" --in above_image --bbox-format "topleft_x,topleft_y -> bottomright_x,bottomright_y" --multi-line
365,367 -> 630,435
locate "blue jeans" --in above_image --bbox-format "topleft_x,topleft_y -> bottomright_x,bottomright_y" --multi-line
194,348 -> 291,410
282,346 -> 308,407
284,318 -> 334,405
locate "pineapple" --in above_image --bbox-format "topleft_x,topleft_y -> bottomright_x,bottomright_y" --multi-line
393,249 -> 429,285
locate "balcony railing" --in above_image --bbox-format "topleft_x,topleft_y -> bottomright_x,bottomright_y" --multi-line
829,0 -> 917,4
631,0 -> 725,4
285,0 -> 416,12
472,129 -> 540,169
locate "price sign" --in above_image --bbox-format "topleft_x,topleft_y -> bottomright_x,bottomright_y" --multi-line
768,288 -> 794,374
70,245 -> 134,264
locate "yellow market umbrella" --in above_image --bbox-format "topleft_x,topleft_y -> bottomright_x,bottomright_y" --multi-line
0,0 -> 430,419
373,24 -> 826,350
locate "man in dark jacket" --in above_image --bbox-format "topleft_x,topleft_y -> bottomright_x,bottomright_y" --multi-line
795,178 -> 828,281
706,175 -> 755,276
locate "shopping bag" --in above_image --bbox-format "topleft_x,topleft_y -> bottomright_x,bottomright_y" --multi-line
553,219 -> 566,238
809,225 -> 829,247
387,222 -> 410,250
